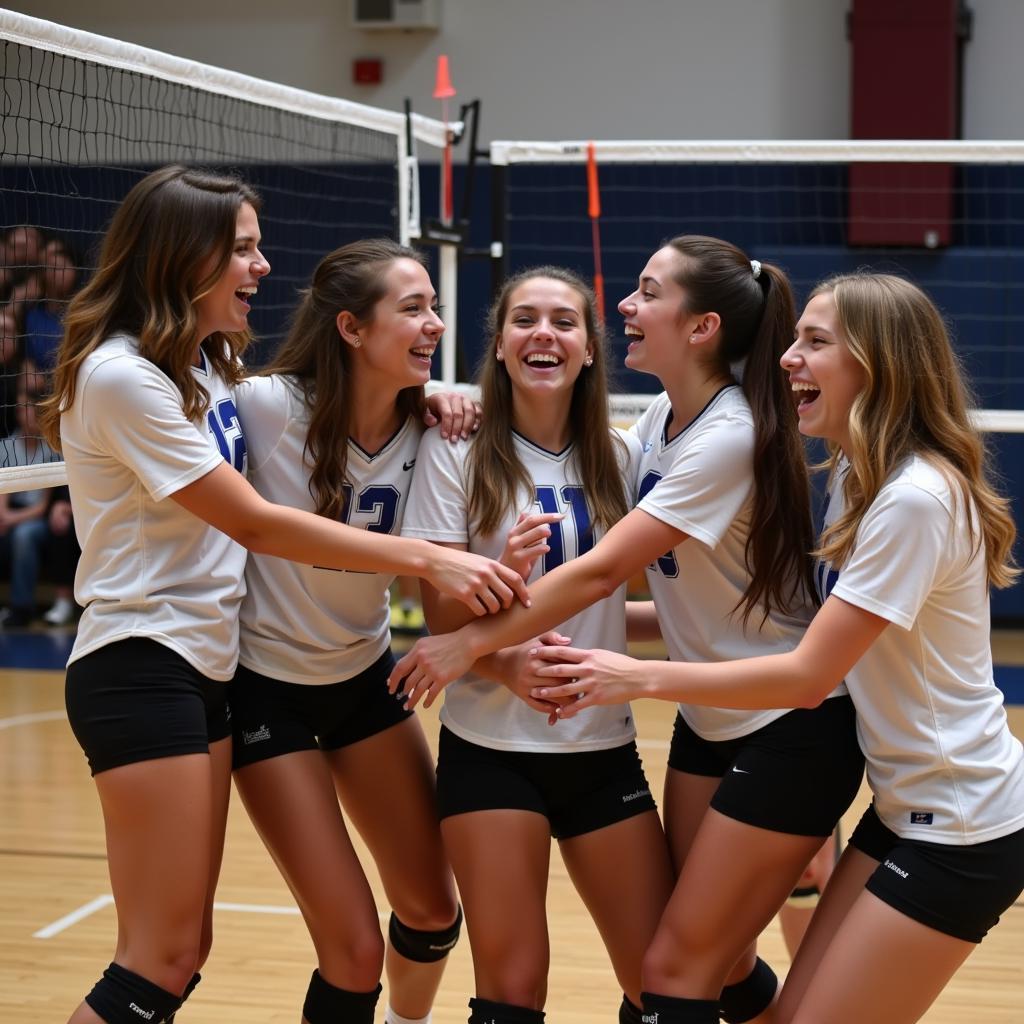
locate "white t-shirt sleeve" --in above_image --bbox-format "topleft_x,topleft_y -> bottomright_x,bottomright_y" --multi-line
233,375 -> 292,475
831,482 -> 954,630
402,430 -> 471,543
82,357 -> 223,501
615,428 -> 643,498
637,413 -> 753,549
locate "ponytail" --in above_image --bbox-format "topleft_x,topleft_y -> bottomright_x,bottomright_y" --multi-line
666,235 -> 815,623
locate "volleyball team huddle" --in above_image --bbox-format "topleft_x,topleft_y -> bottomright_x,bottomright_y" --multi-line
43,166 -> 1024,1024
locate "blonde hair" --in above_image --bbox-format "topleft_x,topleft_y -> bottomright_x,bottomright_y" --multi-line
40,165 -> 259,449
812,272 -> 1018,590
468,266 -> 629,536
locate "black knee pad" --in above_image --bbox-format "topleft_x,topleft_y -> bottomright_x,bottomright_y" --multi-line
388,903 -> 463,963
164,972 -> 201,1023
639,992 -> 719,1024
619,994 -> 644,1023
84,962 -> 182,1024
467,997 -> 545,1023
718,958 -> 778,1024
301,970 -> 380,1024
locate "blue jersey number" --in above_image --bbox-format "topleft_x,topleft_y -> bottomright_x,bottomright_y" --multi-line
637,471 -> 679,578
534,484 -> 592,573
340,483 -> 401,536
814,492 -> 839,601
206,398 -> 247,473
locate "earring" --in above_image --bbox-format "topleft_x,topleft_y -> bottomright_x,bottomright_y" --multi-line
689,335 -> 696,342
496,351 -> 504,361
352,339 -> 361,348
584,357 -> 593,366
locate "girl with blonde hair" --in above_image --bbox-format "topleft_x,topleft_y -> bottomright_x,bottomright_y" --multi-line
532,272 -> 1024,1024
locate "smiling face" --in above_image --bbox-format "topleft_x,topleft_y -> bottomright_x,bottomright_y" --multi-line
351,257 -> 443,389
782,290 -> 867,450
193,201 -> 270,342
495,276 -> 592,400
617,245 -> 696,378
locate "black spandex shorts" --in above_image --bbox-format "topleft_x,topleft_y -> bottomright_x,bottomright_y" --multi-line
667,695 -> 864,837
65,637 -> 231,776
230,649 -> 411,770
436,725 -> 657,840
850,802 -> 1024,943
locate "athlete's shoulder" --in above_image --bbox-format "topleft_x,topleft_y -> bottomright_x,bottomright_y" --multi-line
417,423 -> 474,461
878,455 -> 958,518
632,392 -> 671,437
234,372 -> 304,417
78,334 -> 175,399
702,385 -> 753,427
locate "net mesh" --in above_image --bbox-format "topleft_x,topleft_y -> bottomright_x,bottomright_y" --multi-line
493,140 -> 1024,413
1,13 -> 409,487
492,140 -> 1024,620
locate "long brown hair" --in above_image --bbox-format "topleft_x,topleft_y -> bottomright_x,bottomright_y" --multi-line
262,239 -> 427,519
665,235 -> 816,622
812,272 -> 1018,590
40,165 -> 259,449
468,266 -> 629,537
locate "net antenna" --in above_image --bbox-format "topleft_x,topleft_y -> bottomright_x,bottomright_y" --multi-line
434,54 -> 458,385
0,10 -> 460,494
586,141 -> 605,322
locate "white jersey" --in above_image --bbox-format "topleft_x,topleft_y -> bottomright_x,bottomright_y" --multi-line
235,374 -> 422,684
633,387 -> 819,741
820,455 -> 1024,844
62,335 -> 247,680
403,426 -> 641,752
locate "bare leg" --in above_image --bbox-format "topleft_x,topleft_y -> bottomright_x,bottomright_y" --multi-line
789,890 -> 973,1024
778,830 -> 837,959
442,809 -> 552,1008
329,717 -> 459,1020
559,810 -> 674,1005
660,769 -> 761,991
67,753 -> 221,1023
645,809 -> 822,996
775,845 -> 877,1023
233,750 -> 385,1002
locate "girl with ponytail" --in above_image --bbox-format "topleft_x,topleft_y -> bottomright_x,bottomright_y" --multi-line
390,236 -> 864,1024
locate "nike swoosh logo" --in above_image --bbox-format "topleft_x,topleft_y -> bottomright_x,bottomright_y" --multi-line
403,459 -> 416,471
731,766 -> 750,774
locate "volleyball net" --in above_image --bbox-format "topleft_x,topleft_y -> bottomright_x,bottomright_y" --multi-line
491,139 -> 1024,423
0,10 -> 454,491
490,138 -> 1024,618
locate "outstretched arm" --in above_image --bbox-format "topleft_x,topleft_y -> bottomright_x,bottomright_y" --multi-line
172,461 -> 530,616
390,506 -> 686,706
530,594 -> 888,717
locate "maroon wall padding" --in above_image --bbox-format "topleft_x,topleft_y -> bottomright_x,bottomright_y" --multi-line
849,0 -> 962,246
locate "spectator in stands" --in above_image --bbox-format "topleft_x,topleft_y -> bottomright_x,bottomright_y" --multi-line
0,304 -> 24,437
0,225 -> 44,302
24,235 -> 81,371
43,486 -> 79,626
0,374 -> 59,627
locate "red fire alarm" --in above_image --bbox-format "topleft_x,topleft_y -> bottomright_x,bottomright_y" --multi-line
353,58 -> 383,85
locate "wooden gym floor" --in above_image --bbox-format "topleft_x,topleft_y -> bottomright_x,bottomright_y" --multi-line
2,631 -> 1023,1022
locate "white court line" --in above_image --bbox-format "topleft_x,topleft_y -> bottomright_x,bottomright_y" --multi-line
0,709 -> 66,731
34,894 -> 114,938
35,896 -> 388,938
